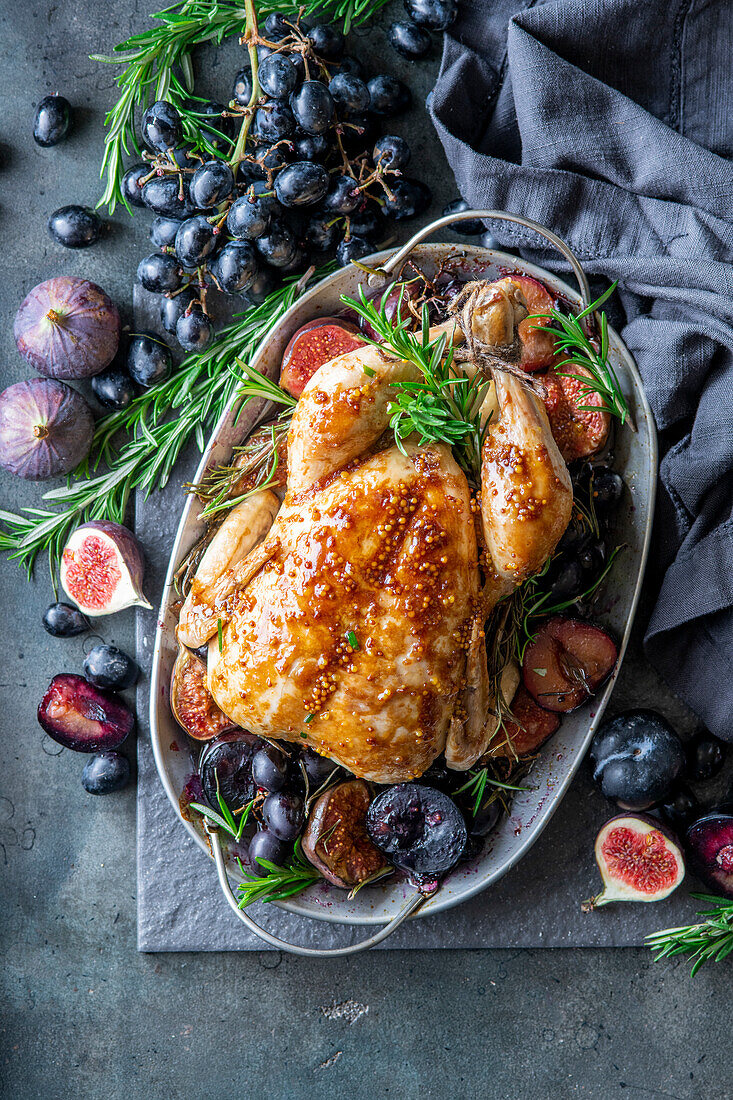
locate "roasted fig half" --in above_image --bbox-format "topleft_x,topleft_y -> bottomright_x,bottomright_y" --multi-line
510,275 -> 558,372
171,643 -> 236,741
302,779 -> 389,888
279,317 -> 364,397
542,366 -> 611,462
489,685 -> 560,757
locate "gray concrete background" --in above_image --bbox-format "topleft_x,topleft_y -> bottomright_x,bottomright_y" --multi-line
0,3 -> 729,1098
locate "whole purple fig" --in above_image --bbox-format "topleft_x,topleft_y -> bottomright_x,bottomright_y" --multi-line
14,276 -> 120,379
0,378 -> 94,479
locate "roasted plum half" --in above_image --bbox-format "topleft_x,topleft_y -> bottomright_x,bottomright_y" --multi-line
523,616 -> 617,713
38,673 -> 134,752
489,685 -> 560,758
198,731 -> 261,812
366,783 -> 467,875
590,710 -> 685,811
302,779 -> 389,888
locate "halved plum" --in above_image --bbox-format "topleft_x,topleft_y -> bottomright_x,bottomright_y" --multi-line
170,643 -> 236,741
302,779 -> 389,888
523,616 -> 617,713
542,367 -> 610,462
198,731 -> 261,811
511,275 -> 558,372
38,673 -> 134,752
490,685 -> 560,757
686,811 -> 733,899
279,316 -> 364,397
366,783 -> 467,875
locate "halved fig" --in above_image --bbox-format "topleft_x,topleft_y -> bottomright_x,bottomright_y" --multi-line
523,616 -> 617,712
686,811 -> 733,899
171,643 -> 235,741
510,275 -> 558,372
490,685 -> 560,757
60,520 -> 151,616
302,779 -> 389,888
542,367 -> 610,462
38,673 -> 134,752
583,813 -> 685,910
279,317 -> 364,397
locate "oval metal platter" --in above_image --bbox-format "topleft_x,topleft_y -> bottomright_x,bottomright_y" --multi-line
149,242 -> 657,927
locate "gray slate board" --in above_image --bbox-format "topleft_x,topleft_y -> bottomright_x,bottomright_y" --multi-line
133,289 -> 714,952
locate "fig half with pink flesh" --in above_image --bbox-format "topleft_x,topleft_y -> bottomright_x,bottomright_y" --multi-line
171,643 -> 236,741
38,673 -> 134,752
279,317 -> 364,397
523,616 -> 617,712
60,520 -> 151,616
685,811 -> 733,899
302,779 -> 389,888
583,813 -> 685,910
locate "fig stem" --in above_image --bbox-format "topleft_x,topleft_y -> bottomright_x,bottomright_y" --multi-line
33,423 -> 50,440
581,891 -> 610,913
46,308 -> 66,326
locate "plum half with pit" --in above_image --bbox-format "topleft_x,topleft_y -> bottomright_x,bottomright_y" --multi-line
522,616 -> 617,713
590,710 -> 685,811
366,783 -> 467,875
198,731 -> 261,812
38,673 -> 134,752
686,811 -> 733,898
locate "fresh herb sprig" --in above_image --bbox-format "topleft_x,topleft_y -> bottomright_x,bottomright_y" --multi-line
341,285 -> 488,479
646,895 -> 733,975
94,0 -> 391,212
0,265 -> 332,582
190,784 -> 254,841
236,838 -> 320,907
533,282 -> 632,427
454,765 -> 531,816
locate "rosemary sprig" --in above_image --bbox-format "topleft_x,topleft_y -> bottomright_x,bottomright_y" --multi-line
190,782 -> 254,841
0,265 -> 333,582
341,285 -> 488,480
94,0 -> 391,212
189,416 -> 290,519
454,764 -> 531,816
533,282 -> 632,427
646,895 -> 733,975
236,838 -> 320,907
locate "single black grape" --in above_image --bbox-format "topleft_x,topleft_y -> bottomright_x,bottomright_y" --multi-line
253,100 -> 295,142
160,287 -> 196,335
328,73 -> 371,115
372,134 -> 411,171
255,142 -> 292,173
227,194 -> 272,240
274,160 -> 329,207
480,231 -> 500,250
142,176 -> 195,219
249,828 -> 289,875
301,748 -> 337,785
136,252 -> 182,294
290,81 -> 334,135
381,177 -> 431,219
126,332 -> 172,388
42,602 -> 89,638
150,215 -> 183,250
338,56 -> 364,77
141,100 -> 182,152
176,307 -> 213,352
236,158 -> 266,185
404,0 -> 458,30
91,364 -> 136,411
33,94 -> 72,146
121,164 -> 148,208
255,220 -> 297,267
389,20 -> 431,59
367,75 -> 411,116
252,746 -> 289,793
264,12 -> 291,38
305,212 -> 339,251
232,67 -> 254,106
442,199 -> 484,235
348,205 -> 381,239
246,265 -> 279,304
84,644 -> 139,690
323,174 -> 361,215
196,101 -> 235,149
687,736 -> 726,782
592,467 -> 625,509
660,787 -> 700,830
211,240 -> 258,293
307,24 -> 345,59
341,113 -> 378,155
82,752 -> 131,796
48,205 -> 102,249
293,131 -> 329,160
262,791 -> 305,841
174,215 -> 218,268
470,799 -> 502,838
259,53 -> 298,99
336,235 -> 374,265
171,146 -> 198,170
278,247 -> 307,275
190,160 -> 234,208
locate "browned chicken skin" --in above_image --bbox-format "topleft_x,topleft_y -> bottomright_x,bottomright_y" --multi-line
178,277 -> 574,780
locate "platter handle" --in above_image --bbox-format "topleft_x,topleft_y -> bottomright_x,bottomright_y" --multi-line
368,209 -> 593,311
204,821 -> 425,957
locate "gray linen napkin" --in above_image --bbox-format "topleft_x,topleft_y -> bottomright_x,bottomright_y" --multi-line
430,0 -> 733,738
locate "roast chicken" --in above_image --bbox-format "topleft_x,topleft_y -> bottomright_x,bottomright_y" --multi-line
177,277 -> 573,782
